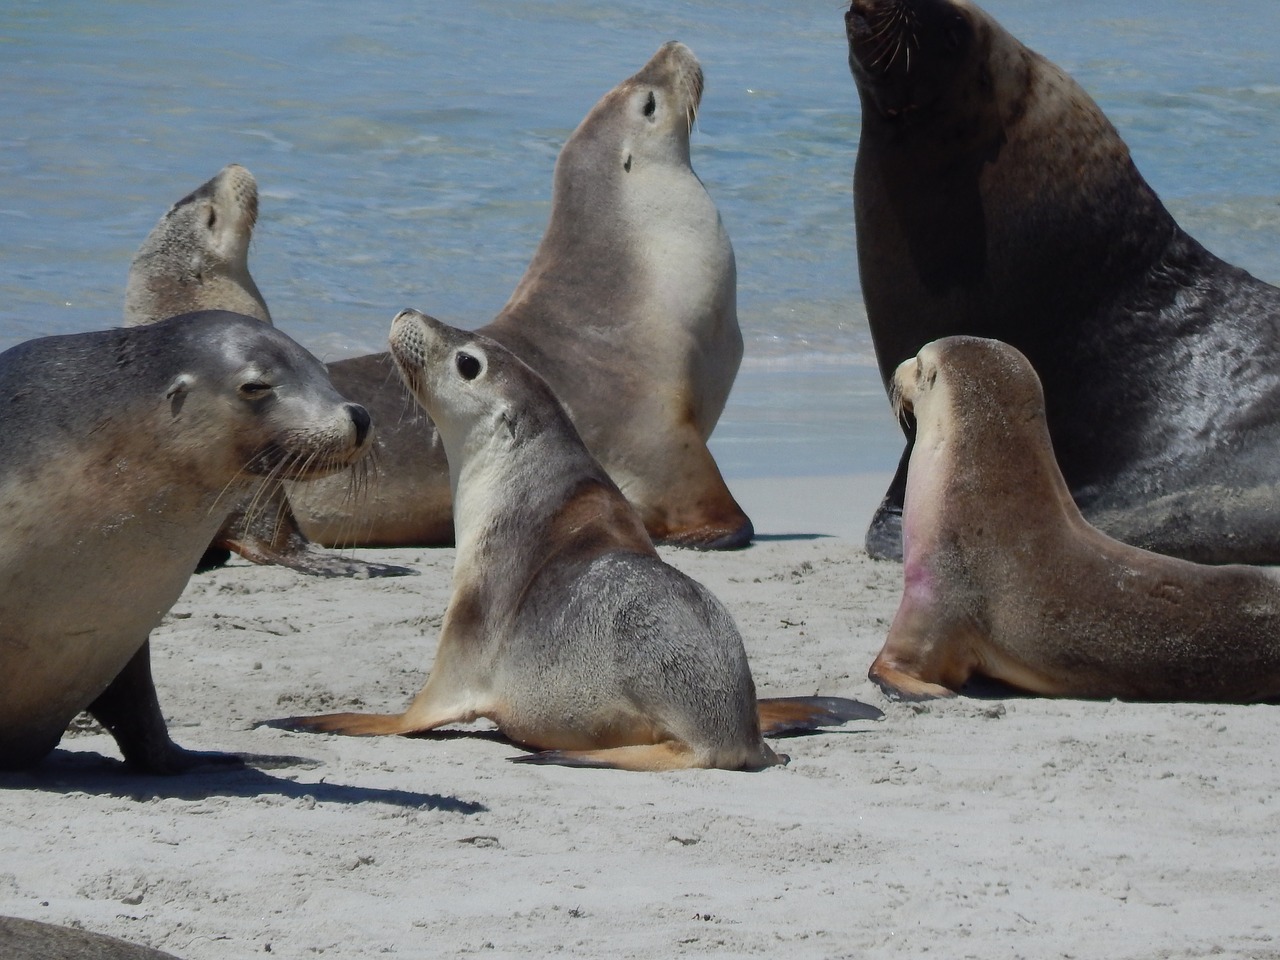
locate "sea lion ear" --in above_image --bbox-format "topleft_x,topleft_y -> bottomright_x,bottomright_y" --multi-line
502,409 -> 519,441
166,374 -> 194,414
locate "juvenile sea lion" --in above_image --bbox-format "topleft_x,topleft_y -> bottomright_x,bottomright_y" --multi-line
271,310 -> 879,771
289,41 -> 752,551
845,0 -> 1280,563
124,165 -> 408,579
869,336 -> 1280,702
0,916 -> 181,960
0,311 -> 372,772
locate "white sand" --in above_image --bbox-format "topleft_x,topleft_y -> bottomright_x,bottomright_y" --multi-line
1,473 -> 1278,959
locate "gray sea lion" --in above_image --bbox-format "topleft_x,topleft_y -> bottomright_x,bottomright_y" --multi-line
0,916 -> 181,960
869,336 -> 1280,702
270,309 -> 879,771
0,311 -> 372,772
288,41 -> 752,551
124,163 -> 270,326
845,0 -> 1280,563
123,165 -> 408,579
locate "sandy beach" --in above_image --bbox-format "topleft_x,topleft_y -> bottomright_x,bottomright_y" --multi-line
1,473 -> 1277,959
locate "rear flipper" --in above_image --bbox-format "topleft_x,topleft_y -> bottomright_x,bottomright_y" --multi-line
756,696 -> 884,737
510,741 -> 704,772
260,711 -> 423,737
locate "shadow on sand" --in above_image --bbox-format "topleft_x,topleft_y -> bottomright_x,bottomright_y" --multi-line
0,748 -> 486,814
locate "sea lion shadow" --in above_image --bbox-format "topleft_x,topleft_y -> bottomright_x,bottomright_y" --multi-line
0,749 -> 486,814
751,533 -> 834,543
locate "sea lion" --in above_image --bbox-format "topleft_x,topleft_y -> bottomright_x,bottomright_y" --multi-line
123,165 -> 408,579
288,41 -> 752,551
269,309 -> 879,771
0,311 -> 372,772
845,0 -> 1280,563
124,163 -> 270,326
0,916 -> 181,960
868,336 -> 1280,702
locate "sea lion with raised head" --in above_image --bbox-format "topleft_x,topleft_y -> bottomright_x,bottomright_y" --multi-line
845,0 -> 1280,563
124,165 -> 408,579
289,41 -> 752,551
124,163 -> 270,326
869,336 -> 1280,702
270,309 -> 879,771
0,311 -> 372,772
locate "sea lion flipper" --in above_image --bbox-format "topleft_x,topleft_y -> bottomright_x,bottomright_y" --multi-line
510,742 -> 699,772
865,446 -> 910,561
756,696 -> 884,737
89,641 -> 242,774
219,496 -> 416,579
867,658 -> 959,702
262,712 -> 423,737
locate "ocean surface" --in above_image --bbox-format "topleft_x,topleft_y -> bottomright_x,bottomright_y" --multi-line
3,0 -> 1279,481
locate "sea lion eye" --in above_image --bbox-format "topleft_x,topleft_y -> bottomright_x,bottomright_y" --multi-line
643,92 -> 656,118
239,380 -> 272,399
456,352 -> 482,381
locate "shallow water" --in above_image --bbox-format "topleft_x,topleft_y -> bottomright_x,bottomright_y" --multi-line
2,0 -> 1278,481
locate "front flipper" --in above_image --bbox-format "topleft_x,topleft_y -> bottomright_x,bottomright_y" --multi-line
867,659 -> 959,702
89,640 -> 242,774
756,696 -> 884,737
510,741 -> 700,772
864,445 -> 911,561
218,488 -> 416,579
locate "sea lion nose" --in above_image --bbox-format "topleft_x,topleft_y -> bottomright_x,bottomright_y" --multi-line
347,403 -> 372,447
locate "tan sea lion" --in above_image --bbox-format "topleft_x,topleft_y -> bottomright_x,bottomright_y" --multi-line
869,336 -> 1280,702
0,311 -> 372,772
124,163 -> 270,326
289,41 -> 752,551
846,0 -> 1280,564
123,165 -> 409,579
269,309 -> 879,771
0,916 -> 181,960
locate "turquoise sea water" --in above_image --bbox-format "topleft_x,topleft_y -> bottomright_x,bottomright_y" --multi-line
2,1 -> 1278,480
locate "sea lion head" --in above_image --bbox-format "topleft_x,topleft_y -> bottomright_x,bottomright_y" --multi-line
555,41 -> 704,197
159,310 -> 371,482
125,164 -> 271,326
894,335 -> 1045,447
387,308 -> 565,469
844,0 -> 996,122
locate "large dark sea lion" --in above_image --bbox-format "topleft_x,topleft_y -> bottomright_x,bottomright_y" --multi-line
124,165 -> 408,579
269,310 -> 879,771
846,0 -> 1280,563
288,41 -> 752,551
0,311 -> 372,772
869,336 -> 1280,702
